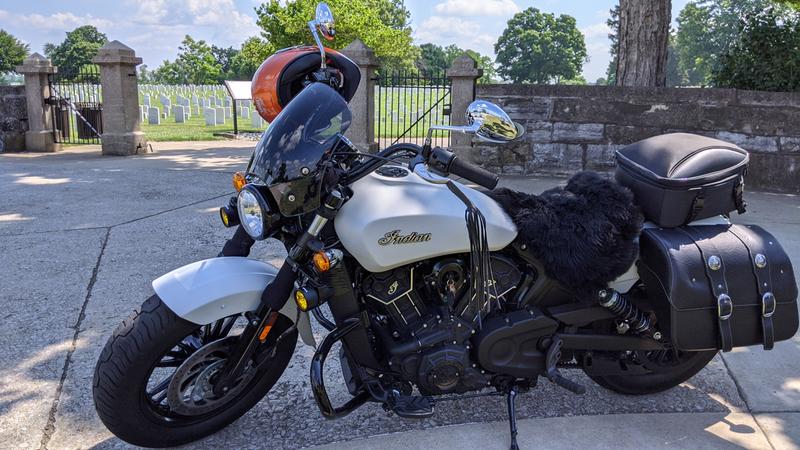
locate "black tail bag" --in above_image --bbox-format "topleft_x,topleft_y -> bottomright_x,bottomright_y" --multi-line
639,224 -> 798,351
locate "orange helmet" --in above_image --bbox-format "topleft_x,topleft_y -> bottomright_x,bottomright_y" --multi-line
251,46 -> 360,122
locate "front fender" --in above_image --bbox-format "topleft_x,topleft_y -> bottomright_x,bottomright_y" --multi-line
152,257 -> 315,347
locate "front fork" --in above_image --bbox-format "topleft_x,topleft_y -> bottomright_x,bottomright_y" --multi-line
213,190 -> 345,394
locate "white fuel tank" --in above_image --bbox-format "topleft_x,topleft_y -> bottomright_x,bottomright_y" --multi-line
334,166 -> 518,273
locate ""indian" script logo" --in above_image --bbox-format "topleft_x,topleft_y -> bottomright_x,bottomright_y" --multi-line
378,230 -> 432,246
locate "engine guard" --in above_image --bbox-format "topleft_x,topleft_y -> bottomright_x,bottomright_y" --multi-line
152,257 -> 316,347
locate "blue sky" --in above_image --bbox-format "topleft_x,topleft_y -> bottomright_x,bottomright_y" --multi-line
0,0 -> 690,81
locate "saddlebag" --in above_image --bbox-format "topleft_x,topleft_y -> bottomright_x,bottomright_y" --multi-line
638,224 -> 798,351
615,133 -> 749,228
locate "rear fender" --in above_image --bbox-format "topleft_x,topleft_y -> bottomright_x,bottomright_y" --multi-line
152,257 -> 315,347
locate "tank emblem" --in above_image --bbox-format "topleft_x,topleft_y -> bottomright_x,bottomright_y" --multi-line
387,281 -> 399,295
378,230 -> 432,246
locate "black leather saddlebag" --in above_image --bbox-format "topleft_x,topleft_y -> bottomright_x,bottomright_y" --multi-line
638,224 -> 798,351
615,133 -> 749,227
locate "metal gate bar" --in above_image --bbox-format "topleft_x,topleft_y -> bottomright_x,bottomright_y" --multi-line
374,70 -> 451,148
48,65 -> 103,145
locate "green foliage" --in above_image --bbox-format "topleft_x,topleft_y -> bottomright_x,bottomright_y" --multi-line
254,0 -> 416,68
415,43 -> 495,83
495,7 -> 587,84
772,0 -> 800,8
0,29 -> 29,74
44,26 -> 107,79
713,7 -> 800,91
152,36 -> 221,84
605,5 -> 620,85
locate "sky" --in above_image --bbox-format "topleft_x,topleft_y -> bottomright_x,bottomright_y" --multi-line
0,0 -> 691,82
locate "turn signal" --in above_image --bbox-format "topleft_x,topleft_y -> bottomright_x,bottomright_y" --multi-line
232,172 -> 247,192
312,252 -> 331,272
295,288 -> 310,311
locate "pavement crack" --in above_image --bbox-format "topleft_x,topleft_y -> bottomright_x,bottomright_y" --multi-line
38,227 -> 111,450
110,192 -> 233,228
719,353 -> 751,412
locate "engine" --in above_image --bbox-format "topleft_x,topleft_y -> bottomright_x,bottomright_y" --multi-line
362,255 -> 542,395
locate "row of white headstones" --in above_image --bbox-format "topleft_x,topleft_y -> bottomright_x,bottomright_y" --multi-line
138,84 -> 267,129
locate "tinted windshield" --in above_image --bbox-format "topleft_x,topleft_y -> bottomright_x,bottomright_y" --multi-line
247,83 -> 352,216
247,82 -> 352,187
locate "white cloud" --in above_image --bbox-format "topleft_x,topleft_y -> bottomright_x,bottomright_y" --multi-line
433,0 -> 519,17
582,22 -> 611,40
415,16 -> 496,56
1,11 -> 113,31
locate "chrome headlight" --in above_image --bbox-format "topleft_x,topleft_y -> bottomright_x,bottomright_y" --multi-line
237,185 -> 271,239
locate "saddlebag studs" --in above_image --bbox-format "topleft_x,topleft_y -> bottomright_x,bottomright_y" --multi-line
707,255 -> 722,271
755,253 -> 767,269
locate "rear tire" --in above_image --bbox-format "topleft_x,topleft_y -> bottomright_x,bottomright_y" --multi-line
585,349 -> 716,395
93,295 -> 297,447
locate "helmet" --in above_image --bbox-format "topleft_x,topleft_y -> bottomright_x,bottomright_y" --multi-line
251,46 -> 360,122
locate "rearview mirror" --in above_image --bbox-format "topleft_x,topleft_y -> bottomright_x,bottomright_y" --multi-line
424,100 -> 524,147
315,3 -> 335,41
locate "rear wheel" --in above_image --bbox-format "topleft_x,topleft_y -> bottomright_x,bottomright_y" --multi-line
93,295 -> 297,447
584,348 -> 717,395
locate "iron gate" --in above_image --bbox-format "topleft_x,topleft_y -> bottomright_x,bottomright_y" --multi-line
374,70 -> 451,148
47,65 -> 103,144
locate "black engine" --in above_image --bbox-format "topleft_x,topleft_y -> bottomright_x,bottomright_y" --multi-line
362,255 -> 556,395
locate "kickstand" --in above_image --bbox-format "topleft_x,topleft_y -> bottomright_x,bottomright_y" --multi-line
506,387 -> 519,450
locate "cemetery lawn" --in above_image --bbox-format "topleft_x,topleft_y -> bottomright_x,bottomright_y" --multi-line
141,115 -> 265,141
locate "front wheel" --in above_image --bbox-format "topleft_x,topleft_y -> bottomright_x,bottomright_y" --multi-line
93,295 -> 297,448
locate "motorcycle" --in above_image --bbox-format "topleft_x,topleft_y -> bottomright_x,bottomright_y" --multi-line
93,4 -> 798,449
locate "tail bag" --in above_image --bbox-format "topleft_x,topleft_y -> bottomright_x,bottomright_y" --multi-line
639,224 -> 798,351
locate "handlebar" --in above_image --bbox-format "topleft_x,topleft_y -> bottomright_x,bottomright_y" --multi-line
426,147 -> 499,190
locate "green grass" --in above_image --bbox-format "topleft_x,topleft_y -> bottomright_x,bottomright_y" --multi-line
141,114 -> 265,141
374,85 -> 451,139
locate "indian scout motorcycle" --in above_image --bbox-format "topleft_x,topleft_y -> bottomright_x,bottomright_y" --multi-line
93,4 -> 798,449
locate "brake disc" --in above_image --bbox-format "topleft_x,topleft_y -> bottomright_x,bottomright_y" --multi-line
167,336 -> 257,416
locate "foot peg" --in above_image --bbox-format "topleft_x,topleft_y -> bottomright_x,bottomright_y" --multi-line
385,391 -> 434,419
545,336 -> 586,394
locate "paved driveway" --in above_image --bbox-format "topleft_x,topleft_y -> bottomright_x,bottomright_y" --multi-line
0,142 -> 798,449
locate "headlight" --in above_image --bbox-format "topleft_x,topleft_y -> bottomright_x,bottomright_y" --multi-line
237,184 -> 271,239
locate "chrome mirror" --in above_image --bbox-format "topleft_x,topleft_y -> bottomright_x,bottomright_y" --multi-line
466,100 -> 524,143
424,100 -> 524,147
315,3 -> 335,41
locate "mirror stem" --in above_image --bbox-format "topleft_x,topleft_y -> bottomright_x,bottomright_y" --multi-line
308,21 -> 327,69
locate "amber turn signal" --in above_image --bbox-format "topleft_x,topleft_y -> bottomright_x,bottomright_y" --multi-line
232,172 -> 247,192
312,251 -> 331,272
258,312 -> 278,342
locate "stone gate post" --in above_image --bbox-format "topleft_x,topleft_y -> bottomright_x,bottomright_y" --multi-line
342,39 -> 379,152
447,54 -> 482,162
92,41 -> 148,155
16,54 -> 61,152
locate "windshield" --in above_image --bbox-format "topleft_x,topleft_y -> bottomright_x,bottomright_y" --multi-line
247,82 -> 352,216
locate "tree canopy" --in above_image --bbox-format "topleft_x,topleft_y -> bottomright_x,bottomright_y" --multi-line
44,26 -> 107,79
151,36 -> 221,85
255,0 -> 416,68
415,43 -> 496,82
494,7 -> 587,84
0,29 -> 29,75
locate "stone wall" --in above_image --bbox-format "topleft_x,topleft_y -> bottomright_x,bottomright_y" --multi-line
473,84 -> 800,192
0,85 -> 27,152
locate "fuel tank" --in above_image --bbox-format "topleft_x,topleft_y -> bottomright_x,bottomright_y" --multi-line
334,166 -> 518,273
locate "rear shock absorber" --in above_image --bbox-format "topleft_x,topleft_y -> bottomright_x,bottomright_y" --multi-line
597,289 -> 657,337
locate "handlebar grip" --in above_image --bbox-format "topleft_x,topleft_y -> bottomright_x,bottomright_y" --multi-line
449,156 -> 499,190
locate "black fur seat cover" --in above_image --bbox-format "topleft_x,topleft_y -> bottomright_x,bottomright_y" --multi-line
488,171 -> 643,299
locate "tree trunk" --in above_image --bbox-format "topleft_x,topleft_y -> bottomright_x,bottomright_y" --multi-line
615,0 -> 671,87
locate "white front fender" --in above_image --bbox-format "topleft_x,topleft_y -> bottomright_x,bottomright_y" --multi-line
152,257 -> 315,347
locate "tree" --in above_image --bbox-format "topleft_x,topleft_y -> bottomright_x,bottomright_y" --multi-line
0,30 -> 29,75
494,7 -> 587,84
255,0 -> 416,69
605,5 -> 620,85
44,26 -> 107,79
615,0 -> 671,86
415,43 -> 448,73
151,36 -> 221,84
414,43 -> 495,82
713,7 -> 800,91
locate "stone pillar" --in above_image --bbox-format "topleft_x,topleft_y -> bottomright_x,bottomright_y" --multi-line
447,54 -> 482,161
342,39 -> 379,152
16,54 -> 61,152
92,41 -> 148,155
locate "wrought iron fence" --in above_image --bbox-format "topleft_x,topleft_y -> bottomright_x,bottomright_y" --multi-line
48,65 -> 103,145
373,70 -> 451,148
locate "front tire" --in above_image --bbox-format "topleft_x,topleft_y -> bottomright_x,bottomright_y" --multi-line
93,295 -> 297,448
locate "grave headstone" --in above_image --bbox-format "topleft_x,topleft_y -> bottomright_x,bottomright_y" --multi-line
204,108 -> 217,126
241,107 -> 250,119
224,107 -> 232,119
215,107 -> 225,125
148,107 -> 160,125
174,105 -> 186,123
251,114 -> 264,128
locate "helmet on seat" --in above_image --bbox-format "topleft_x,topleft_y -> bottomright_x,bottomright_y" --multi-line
251,46 -> 361,122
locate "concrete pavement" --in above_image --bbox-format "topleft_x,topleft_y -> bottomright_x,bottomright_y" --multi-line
0,141 -> 798,450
